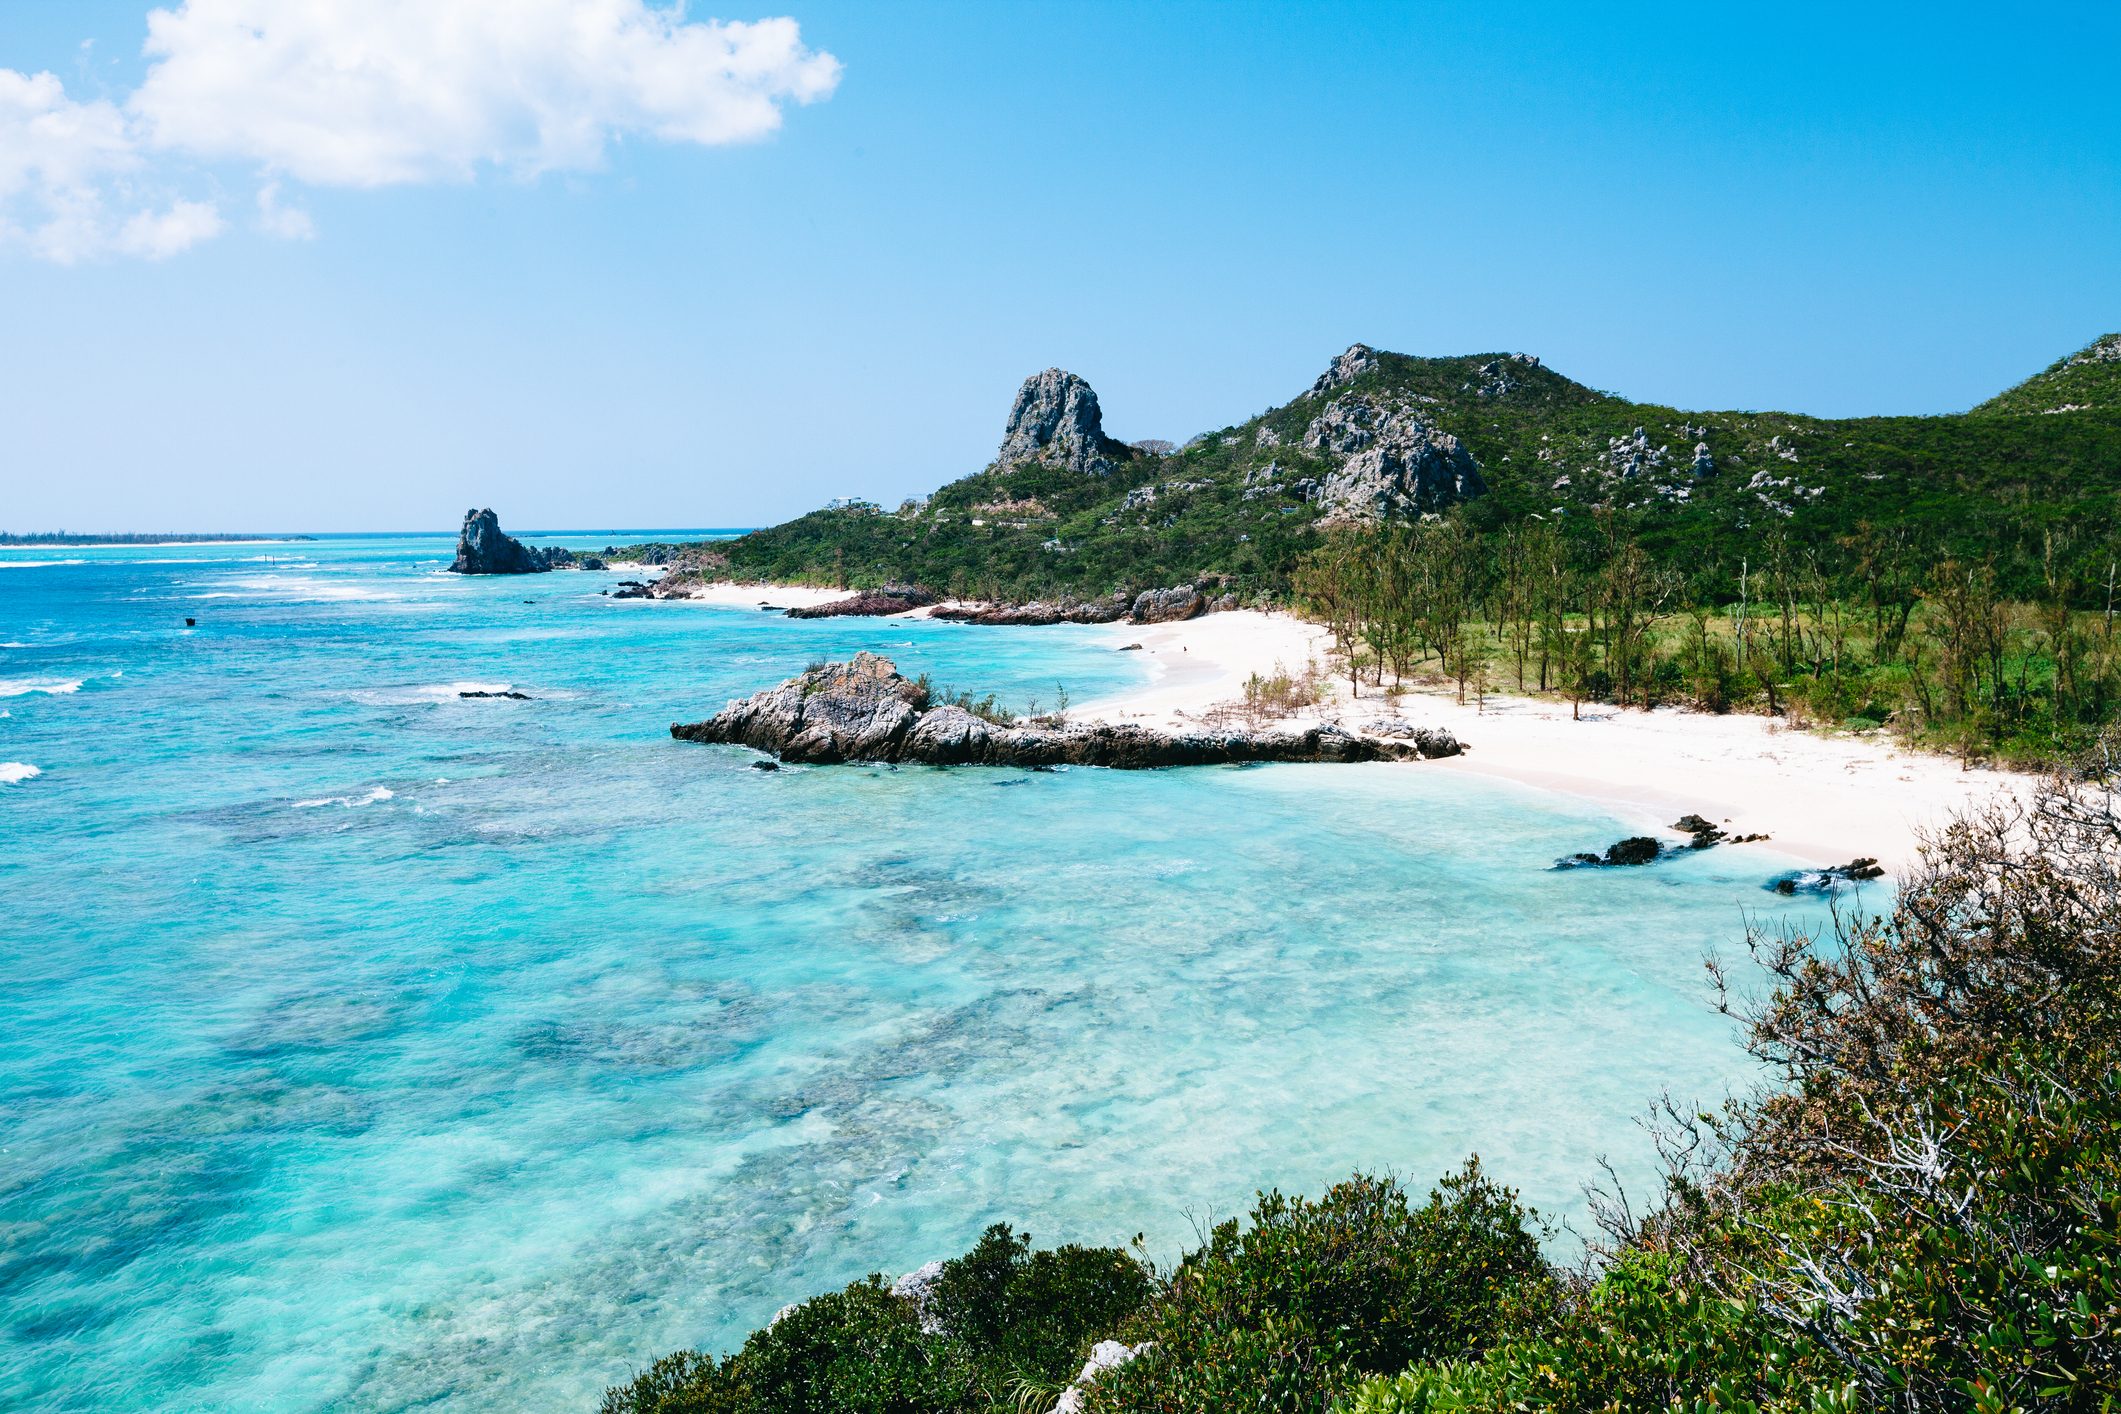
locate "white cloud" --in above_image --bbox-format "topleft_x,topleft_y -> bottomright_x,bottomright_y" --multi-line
115,197 -> 225,257
0,0 -> 839,262
256,181 -> 314,240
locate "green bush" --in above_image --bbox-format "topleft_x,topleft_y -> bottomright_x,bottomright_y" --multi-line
926,1224 -> 1154,1387
600,1230 -> 1152,1414
1082,1163 -> 1551,1414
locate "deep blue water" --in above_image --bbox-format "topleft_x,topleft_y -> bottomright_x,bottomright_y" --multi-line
0,536 -> 1839,1412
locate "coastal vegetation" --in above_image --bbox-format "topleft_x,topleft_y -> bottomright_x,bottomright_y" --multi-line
1292,514 -> 2121,766
603,751 -> 2121,1413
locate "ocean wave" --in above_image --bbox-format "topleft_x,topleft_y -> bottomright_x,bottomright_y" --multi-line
0,763 -> 39,784
0,678 -> 84,698
0,559 -> 85,569
292,786 -> 395,810
204,575 -> 398,602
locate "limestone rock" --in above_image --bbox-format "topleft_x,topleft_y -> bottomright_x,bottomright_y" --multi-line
449,508 -> 557,575
1307,342 -> 1381,397
1302,396 -> 1484,524
673,655 -> 1458,769
995,369 -> 1133,476
784,585 -> 937,619
1130,586 -> 1205,623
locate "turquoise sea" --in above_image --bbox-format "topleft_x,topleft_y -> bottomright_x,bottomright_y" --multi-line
0,535 -> 1842,1412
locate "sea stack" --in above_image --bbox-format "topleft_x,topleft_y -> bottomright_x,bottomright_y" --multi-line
448,508 -> 551,575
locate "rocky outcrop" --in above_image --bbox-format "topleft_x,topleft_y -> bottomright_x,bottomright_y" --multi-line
671,653 -> 1462,768
995,369 -> 1134,476
1130,586 -> 1205,623
1302,395 -> 1484,524
1556,836 -> 1666,869
448,508 -> 561,574
1769,858 -> 1885,895
931,594 -> 1133,626
784,585 -> 937,619
1054,1340 -> 1154,1414
1307,342 -> 1381,397
930,586 -> 1229,627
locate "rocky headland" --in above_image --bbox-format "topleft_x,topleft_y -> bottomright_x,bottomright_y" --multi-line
447,508 -> 602,574
670,652 -> 1462,768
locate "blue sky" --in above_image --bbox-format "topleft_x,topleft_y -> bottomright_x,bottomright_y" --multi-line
3,1 -> 2117,532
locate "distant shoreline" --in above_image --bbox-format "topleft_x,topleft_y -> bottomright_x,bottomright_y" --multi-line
0,534 -> 316,547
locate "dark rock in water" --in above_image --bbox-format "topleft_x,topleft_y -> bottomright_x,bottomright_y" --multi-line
1603,836 -> 1663,866
750,759 -> 780,771
184,617 -> 196,627
1556,835 -> 1666,869
1766,857 -> 1886,895
460,689 -> 532,700
672,652 -> 1461,769
1673,813 -> 1727,849
1118,642 -> 1143,651
785,584 -> 937,619
448,508 -> 560,575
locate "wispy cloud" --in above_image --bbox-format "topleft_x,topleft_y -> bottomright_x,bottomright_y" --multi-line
0,0 -> 842,263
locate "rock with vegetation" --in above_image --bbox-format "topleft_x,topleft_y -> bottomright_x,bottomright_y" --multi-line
447,508 -> 560,574
670,652 -> 1459,767
995,368 -> 1135,477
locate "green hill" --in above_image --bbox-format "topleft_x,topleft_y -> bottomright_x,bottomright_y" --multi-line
1971,331 -> 2121,415
704,336 -> 2121,604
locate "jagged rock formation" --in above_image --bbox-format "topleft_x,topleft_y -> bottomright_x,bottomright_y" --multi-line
931,595 -> 1132,626
448,508 -> 558,574
671,653 -> 1462,768
995,369 -> 1135,476
1307,342 -> 1380,397
929,585 -> 1232,626
1302,395 -> 1485,524
784,585 -> 937,619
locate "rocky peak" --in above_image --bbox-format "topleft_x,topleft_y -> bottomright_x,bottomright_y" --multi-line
995,368 -> 1132,476
2068,333 -> 2121,367
449,508 -> 555,575
1307,343 -> 1381,397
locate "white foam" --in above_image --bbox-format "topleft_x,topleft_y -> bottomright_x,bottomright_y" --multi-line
292,786 -> 395,810
0,678 -> 83,698
0,763 -> 39,784
0,559 -> 85,569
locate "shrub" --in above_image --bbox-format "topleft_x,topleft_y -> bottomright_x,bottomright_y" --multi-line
926,1224 -> 1153,1387
1083,1164 -> 1551,1414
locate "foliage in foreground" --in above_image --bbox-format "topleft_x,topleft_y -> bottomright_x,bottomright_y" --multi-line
599,1226 -> 1152,1414
605,755 -> 2121,1414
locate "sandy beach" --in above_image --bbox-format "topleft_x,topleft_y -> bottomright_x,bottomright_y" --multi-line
1069,608 -> 2029,872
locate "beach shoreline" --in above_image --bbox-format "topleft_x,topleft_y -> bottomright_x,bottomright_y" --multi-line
1063,608 -> 2030,872
663,586 -> 2029,871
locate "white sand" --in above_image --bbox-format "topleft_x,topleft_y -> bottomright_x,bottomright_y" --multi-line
1074,609 -> 2029,871
648,580 -> 851,611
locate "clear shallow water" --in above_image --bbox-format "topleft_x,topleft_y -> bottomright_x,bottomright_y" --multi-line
0,536 -> 1842,1412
